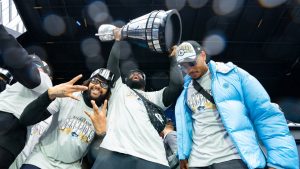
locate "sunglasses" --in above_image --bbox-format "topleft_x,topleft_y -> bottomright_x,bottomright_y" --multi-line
90,77 -> 109,89
178,61 -> 197,73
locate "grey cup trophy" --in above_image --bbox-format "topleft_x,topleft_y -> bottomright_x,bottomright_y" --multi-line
96,9 -> 182,53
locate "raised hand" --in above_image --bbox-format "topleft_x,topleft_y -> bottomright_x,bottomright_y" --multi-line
48,74 -> 88,100
113,27 -> 122,41
85,99 -> 107,136
169,45 -> 177,58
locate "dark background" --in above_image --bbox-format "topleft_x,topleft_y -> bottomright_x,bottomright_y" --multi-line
13,0 -> 300,119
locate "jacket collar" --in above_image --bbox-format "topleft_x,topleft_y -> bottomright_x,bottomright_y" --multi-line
184,60 -> 236,86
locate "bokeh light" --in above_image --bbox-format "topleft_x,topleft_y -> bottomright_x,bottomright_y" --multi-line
258,0 -> 288,8
203,33 -> 226,56
187,0 -> 208,8
81,38 -> 101,58
165,0 -> 186,11
87,1 -> 110,24
212,0 -> 244,16
43,14 -> 66,36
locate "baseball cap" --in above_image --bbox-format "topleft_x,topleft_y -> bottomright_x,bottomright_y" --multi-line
90,68 -> 115,87
176,41 -> 202,63
176,41 -> 202,72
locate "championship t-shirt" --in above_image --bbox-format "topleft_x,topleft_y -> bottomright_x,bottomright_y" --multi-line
24,92 -> 98,168
101,77 -> 169,166
187,70 -> 240,167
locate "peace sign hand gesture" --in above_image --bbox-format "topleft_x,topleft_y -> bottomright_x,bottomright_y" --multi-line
85,100 -> 107,136
48,74 -> 88,100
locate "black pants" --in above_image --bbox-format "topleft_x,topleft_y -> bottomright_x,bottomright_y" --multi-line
0,146 -> 15,169
0,111 -> 27,169
92,147 -> 170,169
189,159 -> 248,169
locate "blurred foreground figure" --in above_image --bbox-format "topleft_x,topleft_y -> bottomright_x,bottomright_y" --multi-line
0,24 -> 52,168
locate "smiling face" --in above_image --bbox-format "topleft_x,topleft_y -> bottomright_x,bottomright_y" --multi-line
88,77 -> 108,99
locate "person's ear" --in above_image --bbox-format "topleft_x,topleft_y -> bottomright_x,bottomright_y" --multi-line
200,51 -> 206,61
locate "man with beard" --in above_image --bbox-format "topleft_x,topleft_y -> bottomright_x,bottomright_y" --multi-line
91,30 -> 183,169
19,68 -> 114,169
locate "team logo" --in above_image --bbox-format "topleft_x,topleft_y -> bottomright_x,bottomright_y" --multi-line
176,43 -> 196,62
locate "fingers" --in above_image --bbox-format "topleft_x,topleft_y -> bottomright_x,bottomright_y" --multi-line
68,74 -> 83,84
101,100 -> 108,113
169,45 -> 177,57
71,85 -> 88,91
91,100 -> 99,113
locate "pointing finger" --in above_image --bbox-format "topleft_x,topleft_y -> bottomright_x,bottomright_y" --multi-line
101,100 -> 108,115
71,85 -> 88,91
68,74 -> 83,85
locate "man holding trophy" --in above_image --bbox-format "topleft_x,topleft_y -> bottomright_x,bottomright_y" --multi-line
93,9 -> 184,169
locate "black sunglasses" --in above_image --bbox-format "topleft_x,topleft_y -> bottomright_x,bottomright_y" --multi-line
90,77 -> 109,89
178,61 -> 197,73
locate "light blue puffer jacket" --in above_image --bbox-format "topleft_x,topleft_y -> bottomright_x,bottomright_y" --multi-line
175,61 -> 299,169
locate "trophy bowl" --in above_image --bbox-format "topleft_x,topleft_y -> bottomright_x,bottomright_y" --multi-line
97,9 -> 182,53
121,9 -> 182,53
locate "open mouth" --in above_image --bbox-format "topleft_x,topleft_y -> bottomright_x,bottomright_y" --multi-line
132,76 -> 140,81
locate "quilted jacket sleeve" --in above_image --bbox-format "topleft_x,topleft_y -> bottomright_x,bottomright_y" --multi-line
237,67 -> 299,169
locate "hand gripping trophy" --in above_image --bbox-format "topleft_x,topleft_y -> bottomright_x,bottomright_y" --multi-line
95,9 -> 182,53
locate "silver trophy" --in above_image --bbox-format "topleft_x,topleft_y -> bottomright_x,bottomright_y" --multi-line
96,9 -> 182,53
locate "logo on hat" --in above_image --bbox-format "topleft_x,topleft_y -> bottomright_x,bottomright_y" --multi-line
176,42 -> 197,63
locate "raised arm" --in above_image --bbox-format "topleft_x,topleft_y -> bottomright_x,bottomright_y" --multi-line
20,75 -> 88,126
0,24 -> 41,88
162,46 -> 184,107
107,41 -> 121,80
19,90 -> 53,126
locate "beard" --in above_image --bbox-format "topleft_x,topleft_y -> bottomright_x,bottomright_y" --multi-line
126,79 -> 146,90
0,80 -> 7,92
82,89 -> 109,108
